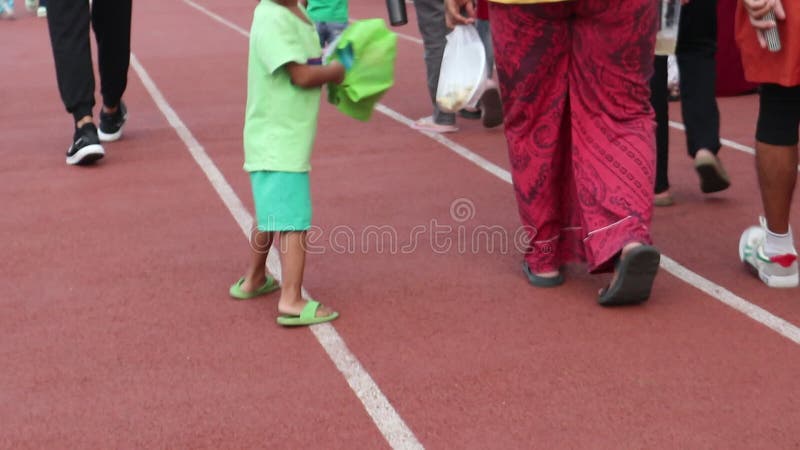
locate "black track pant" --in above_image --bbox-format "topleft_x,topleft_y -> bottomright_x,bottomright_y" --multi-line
652,0 -> 720,193
46,0 -> 132,124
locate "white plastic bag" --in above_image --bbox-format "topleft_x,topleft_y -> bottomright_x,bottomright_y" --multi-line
667,55 -> 680,90
435,25 -> 487,113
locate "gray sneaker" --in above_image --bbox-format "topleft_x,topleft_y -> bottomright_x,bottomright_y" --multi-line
739,217 -> 799,288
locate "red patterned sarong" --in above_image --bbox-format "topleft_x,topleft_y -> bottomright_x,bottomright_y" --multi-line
490,0 -> 658,273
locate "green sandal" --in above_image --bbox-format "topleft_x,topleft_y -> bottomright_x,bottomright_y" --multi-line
277,300 -> 339,327
229,276 -> 279,300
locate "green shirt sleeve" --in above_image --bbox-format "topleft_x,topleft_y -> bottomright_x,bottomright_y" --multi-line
255,11 -> 310,75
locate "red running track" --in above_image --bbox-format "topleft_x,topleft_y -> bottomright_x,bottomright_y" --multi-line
1,0 -> 799,448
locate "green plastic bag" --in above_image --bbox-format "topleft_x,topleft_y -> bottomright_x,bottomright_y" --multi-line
326,19 -> 398,121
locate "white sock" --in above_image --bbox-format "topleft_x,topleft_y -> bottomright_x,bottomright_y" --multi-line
764,227 -> 797,257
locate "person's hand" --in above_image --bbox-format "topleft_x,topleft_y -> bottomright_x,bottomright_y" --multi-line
743,0 -> 785,48
444,0 -> 475,28
330,60 -> 346,85
743,0 -> 783,19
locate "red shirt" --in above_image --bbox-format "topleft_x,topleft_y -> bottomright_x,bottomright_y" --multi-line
736,2 -> 800,86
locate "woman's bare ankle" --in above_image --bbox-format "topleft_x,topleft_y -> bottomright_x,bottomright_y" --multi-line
621,242 -> 643,259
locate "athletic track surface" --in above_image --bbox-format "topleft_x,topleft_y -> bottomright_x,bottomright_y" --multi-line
2,1 -> 799,448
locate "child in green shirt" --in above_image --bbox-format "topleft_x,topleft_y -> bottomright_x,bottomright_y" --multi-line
230,0 -> 346,326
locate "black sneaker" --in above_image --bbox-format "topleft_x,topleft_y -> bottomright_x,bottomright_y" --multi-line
98,101 -> 127,142
66,123 -> 105,165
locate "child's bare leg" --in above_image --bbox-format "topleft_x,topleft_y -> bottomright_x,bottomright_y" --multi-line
277,231 -> 335,317
240,226 -> 274,293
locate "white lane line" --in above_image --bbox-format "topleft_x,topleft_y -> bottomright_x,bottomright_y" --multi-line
183,0 -> 250,37
395,32 -> 423,45
669,120 -> 800,171
182,0 -> 425,46
376,105 -> 511,183
661,255 -> 800,343
668,121 -> 756,156
130,52 -> 424,450
345,19 -> 423,44
669,120 -> 756,155
183,0 -> 800,362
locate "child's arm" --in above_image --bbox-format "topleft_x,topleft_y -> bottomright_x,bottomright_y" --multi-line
286,61 -> 346,88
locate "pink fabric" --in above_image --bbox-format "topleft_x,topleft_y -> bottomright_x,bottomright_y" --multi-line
490,0 -> 657,273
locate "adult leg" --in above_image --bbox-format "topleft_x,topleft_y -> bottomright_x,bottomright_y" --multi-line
676,0 -> 719,157
476,19 -> 494,78
490,2 -> 571,280
755,85 -> 799,235
569,0 -> 659,280
757,143 -> 798,233
473,18 -> 503,128
651,55 -> 672,203
413,0 -> 456,126
46,0 -> 95,124
676,0 -> 729,193
739,84 -> 799,288
91,0 -> 131,111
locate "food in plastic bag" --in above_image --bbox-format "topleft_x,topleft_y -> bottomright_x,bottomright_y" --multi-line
435,25 -> 487,113
438,87 -> 473,112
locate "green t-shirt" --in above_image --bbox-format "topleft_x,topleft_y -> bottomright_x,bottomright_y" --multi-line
307,0 -> 348,24
243,0 -> 322,173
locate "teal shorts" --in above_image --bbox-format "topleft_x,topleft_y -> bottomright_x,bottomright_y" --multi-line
249,171 -> 312,231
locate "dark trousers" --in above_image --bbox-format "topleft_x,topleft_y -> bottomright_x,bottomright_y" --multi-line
652,0 -> 720,194
651,56 -> 670,193
413,0 -> 456,125
46,0 -> 132,123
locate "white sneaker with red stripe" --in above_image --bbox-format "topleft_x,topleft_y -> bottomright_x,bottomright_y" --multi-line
739,217 -> 799,288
